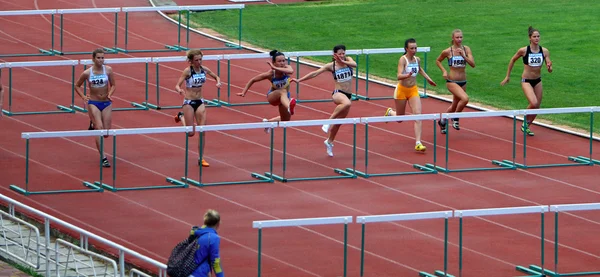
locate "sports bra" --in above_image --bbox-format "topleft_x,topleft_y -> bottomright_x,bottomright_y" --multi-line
402,56 -> 419,77
332,62 -> 353,83
186,66 -> 206,88
523,45 -> 545,67
270,71 -> 290,90
448,46 -> 467,68
88,65 -> 109,89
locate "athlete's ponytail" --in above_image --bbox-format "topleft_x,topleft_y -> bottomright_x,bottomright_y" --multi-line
270,50 -> 284,62
528,26 -> 539,37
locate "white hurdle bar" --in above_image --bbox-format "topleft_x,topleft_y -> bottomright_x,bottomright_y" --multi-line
456,205 -> 548,277
252,216 -> 353,277
546,203 -> 600,276
357,210 -> 452,277
80,57 -> 152,112
2,60 -> 80,116
149,55 -> 223,110
353,113 -> 440,178
268,118 -> 359,182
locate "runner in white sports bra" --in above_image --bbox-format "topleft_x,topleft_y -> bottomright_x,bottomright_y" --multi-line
292,44 -> 357,157
435,29 -> 476,134
74,48 -> 116,168
501,26 -> 553,136
174,49 -> 222,167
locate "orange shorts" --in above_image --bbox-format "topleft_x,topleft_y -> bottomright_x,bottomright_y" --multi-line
394,84 -> 419,100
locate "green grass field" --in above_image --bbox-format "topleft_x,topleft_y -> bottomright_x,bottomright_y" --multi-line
186,0 -> 600,132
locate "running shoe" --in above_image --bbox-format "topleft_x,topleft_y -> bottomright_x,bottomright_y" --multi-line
415,143 -> 427,152
521,122 -> 535,136
288,98 -> 297,115
452,119 -> 460,130
174,112 -> 183,123
101,157 -> 111,168
198,158 -> 210,167
324,139 -> 334,157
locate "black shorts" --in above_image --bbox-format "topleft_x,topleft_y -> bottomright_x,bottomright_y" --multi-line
446,80 -> 467,88
522,77 -> 542,88
332,89 -> 353,100
182,99 -> 204,112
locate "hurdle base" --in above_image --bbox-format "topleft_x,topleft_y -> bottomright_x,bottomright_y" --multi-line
497,159 -> 590,169
424,163 -> 517,173
94,179 -> 187,192
491,159 -> 518,169
518,264 -> 600,277
568,156 -> 599,165
165,44 -> 189,51
130,102 -> 149,110
38,49 -> 56,56
9,182 -> 103,196
56,105 -> 75,113
181,173 -> 272,187
3,109 -> 75,116
264,170 -> 355,183
102,47 -> 119,54
224,42 -> 242,49
71,105 -> 88,113
515,265 -> 550,277
346,164 -> 436,178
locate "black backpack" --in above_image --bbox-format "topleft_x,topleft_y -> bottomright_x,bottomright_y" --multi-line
167,227 -> 205,277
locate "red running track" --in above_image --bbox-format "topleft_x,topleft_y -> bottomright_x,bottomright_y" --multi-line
1,0 -> 600,276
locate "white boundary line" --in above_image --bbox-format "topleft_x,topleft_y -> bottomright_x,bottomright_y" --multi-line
147,0 -> 599,142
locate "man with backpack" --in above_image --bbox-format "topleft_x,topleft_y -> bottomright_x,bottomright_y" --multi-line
190,209 -> 224,277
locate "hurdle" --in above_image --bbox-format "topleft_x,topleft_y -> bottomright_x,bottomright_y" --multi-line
45,8 -> 122,56
216,52 -> 271,106
356,211 -> 453,277
121,5 -> 245,53
1,60 -> 79,116
148,55 -> 222,110
181,121 -> 277,187
253,216 -> 353,277
496,107 -> 597,169
424,110 -> 520,173
455,205 -> 548,277
93,126 -> 191,192
0,9 -> 56,57
346,113 -> 439,178
265,118 -> 358,182
78,57 -> 151,112
9,130 -> 106,195
518,203 -> 600,277
359,47 -> 431,100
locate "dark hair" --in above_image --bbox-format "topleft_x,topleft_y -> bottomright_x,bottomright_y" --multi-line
269,49 -> 285,62
528,26 -> 539,37
404,38 -> 417,51
333,44 -> 346,53
92,48 -> 105,59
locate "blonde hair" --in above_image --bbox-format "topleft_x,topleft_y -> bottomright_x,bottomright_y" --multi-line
204,209 -> 220,227
451,29 -> 463,45
186,49 -> 203,62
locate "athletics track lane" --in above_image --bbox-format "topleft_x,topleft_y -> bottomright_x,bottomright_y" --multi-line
1,0 -> 599,276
